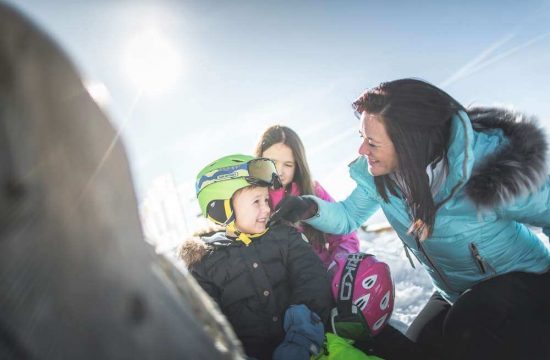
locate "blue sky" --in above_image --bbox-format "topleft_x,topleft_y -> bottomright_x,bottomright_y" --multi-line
8,0 -> 550,200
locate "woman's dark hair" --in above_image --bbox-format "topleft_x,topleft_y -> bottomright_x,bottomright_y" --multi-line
255,125 -> 326,248
352,78 -> 465,237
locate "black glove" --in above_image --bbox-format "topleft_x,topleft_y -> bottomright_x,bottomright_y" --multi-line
270,196 -> 318,224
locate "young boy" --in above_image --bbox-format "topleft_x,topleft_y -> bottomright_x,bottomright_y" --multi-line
180,154 -> 333,360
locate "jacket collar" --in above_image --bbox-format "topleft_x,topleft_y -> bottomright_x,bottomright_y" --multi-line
269,182 -> 300,208
434,110 -> 474,204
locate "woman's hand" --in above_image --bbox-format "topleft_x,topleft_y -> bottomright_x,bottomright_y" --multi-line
269,196 -> 318,224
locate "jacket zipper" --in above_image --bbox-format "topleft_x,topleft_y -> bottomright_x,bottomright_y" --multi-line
469,242 -> 496,275
403,244 -> 416,269
469,243 -> 485,273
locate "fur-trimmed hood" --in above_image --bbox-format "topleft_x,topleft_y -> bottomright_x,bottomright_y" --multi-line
464,107 -> 548,208
179,231 -> 234,267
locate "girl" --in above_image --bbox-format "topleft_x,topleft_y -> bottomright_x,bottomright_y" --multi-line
255,125 -> 359,268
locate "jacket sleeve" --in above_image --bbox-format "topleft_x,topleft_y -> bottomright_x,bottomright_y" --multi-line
304,183 -> 380,235
495,177 -> 550,238
313,182 -> 360,260
284,226 -> 334,324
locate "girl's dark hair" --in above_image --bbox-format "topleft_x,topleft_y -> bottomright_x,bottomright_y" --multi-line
352,78 -> 465,237
255,125 -> 326,248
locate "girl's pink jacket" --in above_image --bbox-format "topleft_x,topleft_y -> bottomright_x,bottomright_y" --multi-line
269,181 -> 360,268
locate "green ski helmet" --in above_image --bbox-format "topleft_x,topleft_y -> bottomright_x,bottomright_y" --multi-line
196,154 -> 282,226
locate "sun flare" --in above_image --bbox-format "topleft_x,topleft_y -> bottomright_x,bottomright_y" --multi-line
123,28 -> 182,93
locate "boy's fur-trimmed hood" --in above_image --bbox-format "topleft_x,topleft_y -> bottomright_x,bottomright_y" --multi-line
179,225 -> 233,267
179,236 -> 210,267
464,107 -> 548,208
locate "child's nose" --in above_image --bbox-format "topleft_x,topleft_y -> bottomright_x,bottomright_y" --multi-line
261,202 -> 271,214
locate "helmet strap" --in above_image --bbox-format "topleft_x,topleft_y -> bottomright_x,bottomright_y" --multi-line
225,221 -> 267,246
337,253 -> 368,316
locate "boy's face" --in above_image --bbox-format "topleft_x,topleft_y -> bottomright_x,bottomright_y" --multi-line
232,186 -> 271,234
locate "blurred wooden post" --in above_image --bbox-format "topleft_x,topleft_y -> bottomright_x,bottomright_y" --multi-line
0,3 -> 243,359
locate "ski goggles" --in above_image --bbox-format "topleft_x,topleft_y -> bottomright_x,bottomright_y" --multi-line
196,157 -> 282,194
330,306 -> 371,342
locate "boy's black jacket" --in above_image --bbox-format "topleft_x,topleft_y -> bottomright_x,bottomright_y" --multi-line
180,224 -> 334,360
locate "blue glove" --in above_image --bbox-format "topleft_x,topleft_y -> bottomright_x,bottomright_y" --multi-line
273,304 -> 325,360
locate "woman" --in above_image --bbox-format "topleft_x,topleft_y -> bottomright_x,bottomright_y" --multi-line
255,125 -> 359,268
273,78 -> 550,360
